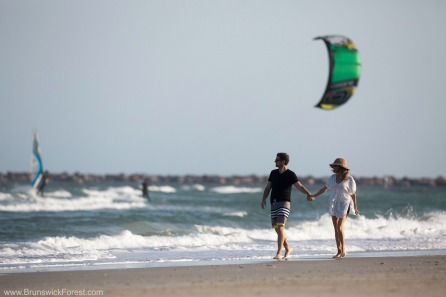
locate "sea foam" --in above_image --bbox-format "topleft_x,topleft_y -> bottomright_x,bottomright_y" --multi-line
2,211 -> 445,269
210,186 -> 262,194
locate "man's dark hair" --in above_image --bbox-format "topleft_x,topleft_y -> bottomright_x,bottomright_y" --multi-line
277,152 -> 290,165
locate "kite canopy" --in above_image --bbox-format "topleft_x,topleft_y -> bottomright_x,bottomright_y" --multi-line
314,35 -> 361,110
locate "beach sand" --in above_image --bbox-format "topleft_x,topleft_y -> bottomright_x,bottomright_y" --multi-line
1,255 -> 445,297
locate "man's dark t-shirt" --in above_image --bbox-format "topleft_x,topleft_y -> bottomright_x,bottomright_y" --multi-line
268,169 -> 299,204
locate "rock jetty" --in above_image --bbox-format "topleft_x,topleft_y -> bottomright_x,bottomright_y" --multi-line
1,172 -> 445,187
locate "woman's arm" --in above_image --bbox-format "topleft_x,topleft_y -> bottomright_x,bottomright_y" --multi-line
351,192 -> 360,215
311,186 -> 328,200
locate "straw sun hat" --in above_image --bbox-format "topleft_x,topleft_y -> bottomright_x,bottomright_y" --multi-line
329,158 -> 350,170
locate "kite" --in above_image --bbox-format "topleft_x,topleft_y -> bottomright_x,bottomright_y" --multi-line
314,35 -> 361,110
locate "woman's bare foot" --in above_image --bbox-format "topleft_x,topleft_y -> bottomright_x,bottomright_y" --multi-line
332,250 -> 342,259
284,247 -> 293,259
341,251 -> 346,258
273,253 -> 283,260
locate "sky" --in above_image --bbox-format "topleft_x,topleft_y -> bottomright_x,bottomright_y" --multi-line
1,0 -> 446,178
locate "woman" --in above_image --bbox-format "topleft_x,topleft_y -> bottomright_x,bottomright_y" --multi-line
310,158 -> 359,258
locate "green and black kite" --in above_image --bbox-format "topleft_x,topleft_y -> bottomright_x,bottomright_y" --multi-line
314,35 -> 361,110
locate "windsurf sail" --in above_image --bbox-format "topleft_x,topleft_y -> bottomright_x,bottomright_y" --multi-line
31,130 -> 44,189
314,35 -> 361,110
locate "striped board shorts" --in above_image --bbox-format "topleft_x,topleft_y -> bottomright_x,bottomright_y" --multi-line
271,201 -> 291,228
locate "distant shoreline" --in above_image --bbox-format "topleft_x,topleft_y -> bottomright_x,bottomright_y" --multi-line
1,172 -> 445,187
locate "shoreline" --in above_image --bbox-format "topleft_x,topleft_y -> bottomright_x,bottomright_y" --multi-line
1,255 -> 445,297
2,250 -> 445,275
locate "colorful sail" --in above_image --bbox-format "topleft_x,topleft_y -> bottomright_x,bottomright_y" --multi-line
31,130 -> 44,189
314,35 -> 361,110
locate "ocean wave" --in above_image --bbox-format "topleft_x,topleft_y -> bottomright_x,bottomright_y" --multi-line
0,197 -> 146,212
2,212 -> 446,269
82,186 -> 140,197
223,211 -> 248,217
286,211 -> 446,241
46,190 -> 73,198
180,184 -> 206,191
148,185 -> 176,193
210,186 -> 262,194
0,192 -> 14,201
0,187 -> 147,212
0,228 -> 254,266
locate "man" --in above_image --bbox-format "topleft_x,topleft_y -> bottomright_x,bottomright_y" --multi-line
37,171 -> 49,197
261,152 -> 312,260
142,179 -> 150,201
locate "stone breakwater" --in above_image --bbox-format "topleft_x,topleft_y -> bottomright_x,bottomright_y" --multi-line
1,172 -> 446,187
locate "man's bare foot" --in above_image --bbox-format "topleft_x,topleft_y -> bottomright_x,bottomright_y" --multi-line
284,247 -> 293,259
332,250 -> 342,259
341,251 -> 346,258
273,253 -> 283,260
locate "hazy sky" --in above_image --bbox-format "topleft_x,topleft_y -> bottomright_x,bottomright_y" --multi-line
1,0 -> 446,178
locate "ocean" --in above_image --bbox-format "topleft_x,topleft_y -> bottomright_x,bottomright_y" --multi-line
1,180 -> 446,273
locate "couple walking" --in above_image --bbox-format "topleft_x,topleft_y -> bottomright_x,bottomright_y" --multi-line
261,152 -> 360,260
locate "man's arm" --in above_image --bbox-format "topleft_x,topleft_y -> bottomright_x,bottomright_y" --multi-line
294,181 -> 312,200
261,181 -> 272,209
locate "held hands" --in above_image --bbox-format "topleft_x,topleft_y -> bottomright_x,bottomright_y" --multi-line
263,194 -> 317,207
307,194 -> 316,201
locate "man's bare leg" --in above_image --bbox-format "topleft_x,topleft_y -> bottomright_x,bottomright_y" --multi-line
274,226 -> 285,259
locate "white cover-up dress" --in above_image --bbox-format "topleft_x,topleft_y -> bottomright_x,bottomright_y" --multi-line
326,174 -> 356,218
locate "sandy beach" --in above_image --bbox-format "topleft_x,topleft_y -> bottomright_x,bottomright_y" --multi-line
1,255 -> 445,297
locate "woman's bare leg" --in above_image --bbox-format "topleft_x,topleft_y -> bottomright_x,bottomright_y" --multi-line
337,215 -> 348,257
284,238 -> 293,258
332,216 -> 342,258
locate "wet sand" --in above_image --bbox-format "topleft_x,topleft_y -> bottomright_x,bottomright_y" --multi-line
1,255 -> 445,297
